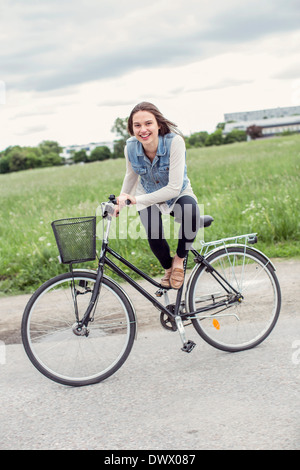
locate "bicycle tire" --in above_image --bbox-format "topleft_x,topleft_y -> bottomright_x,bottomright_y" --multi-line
187,246 -> 281,352
22,272 -> 136,386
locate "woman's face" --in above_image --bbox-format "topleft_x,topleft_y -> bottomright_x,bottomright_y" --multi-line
131,110 -> 160,147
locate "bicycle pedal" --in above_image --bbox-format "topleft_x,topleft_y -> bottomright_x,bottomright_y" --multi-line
181,340 -> 196,353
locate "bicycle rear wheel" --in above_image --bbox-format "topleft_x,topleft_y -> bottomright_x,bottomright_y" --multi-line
22,272 -> 136,386
187,246 -> 281,352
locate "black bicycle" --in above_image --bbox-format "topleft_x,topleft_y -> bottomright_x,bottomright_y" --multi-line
21,195 -> 281,386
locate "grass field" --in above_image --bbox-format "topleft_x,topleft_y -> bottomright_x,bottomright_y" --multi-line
0,134 -> 299,295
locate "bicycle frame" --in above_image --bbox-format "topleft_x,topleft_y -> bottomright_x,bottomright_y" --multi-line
78,209 -> 243,330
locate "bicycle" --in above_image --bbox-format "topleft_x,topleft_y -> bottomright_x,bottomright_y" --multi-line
21,195 -> 281,387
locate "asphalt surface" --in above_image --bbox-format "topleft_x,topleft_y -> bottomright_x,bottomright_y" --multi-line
0,312 -> 299,450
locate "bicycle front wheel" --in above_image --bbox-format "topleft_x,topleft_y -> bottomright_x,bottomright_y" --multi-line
22,272 -> 136,386
187,246 -> 281,352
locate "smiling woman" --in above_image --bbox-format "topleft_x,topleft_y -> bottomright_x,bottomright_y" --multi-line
116,102 -> 201,290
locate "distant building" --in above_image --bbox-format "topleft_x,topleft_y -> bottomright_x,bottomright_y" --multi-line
224,105 -> 300,122
60,141 -> 114,159
223,106 -> 300,139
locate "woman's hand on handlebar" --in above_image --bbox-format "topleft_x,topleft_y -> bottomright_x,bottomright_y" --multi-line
114,193 -> 136,217
118,193 -> 136,206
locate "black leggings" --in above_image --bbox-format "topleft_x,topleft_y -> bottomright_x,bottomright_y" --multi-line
138,195 -> 200,269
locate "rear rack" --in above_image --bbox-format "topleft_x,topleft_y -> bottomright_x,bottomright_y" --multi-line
196,233 -> 258,257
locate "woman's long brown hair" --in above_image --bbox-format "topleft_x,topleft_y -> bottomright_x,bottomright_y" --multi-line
127,102 -> 183,137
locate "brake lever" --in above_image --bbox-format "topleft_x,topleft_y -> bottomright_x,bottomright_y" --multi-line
103,195 -> 131,218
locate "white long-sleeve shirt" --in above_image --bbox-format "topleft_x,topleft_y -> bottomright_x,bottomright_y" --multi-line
120,134 -> 197,213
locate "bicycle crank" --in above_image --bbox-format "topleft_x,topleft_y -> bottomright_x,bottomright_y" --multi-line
160,312 -> 177,331
175,316 -> 196,353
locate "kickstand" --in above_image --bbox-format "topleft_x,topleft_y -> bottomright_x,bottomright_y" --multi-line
175,316 -> 196,353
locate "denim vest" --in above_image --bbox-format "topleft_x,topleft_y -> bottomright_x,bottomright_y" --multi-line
126,133 -> 188,208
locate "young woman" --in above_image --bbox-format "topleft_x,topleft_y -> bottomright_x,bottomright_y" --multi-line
116,102 -> 200,289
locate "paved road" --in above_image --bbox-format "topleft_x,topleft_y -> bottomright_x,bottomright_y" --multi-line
0,312 -> 299,450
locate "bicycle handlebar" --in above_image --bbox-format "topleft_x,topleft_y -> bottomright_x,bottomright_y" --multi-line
108,194 -> 131,205
102,195 -> 131,218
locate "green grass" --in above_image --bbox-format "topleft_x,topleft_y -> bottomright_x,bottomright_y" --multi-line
0,134 -> 299,295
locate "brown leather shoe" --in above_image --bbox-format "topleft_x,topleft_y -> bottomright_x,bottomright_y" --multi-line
160,268 -> 172,288
170,266 -> 184,289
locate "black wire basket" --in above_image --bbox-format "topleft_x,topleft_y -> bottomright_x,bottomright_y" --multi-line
51,216 -> 96,264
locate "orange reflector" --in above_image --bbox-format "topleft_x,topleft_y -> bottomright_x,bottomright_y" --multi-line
213,319 -> 220,330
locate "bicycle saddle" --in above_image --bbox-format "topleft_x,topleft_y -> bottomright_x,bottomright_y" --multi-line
201,215 -> 214,227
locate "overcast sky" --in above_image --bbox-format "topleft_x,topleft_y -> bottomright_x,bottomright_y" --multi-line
0,0 -> 300,150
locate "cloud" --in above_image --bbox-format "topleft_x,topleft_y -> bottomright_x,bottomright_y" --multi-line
97,99 -> 135,108
1,0 -> 300,150
13,108 -> 57,119
2,0 -> 300,94
15,125 -> 48,136
201,0 -> 300,43
272,64 -> 300,80
187,79 -> 254,93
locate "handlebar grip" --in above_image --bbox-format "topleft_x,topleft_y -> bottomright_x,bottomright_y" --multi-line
108,194 -> 117,204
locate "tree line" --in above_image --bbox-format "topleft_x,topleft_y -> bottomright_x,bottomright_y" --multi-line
185,126 -> 247,148
0,140 -> 64,174
0,118 -> 247,174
